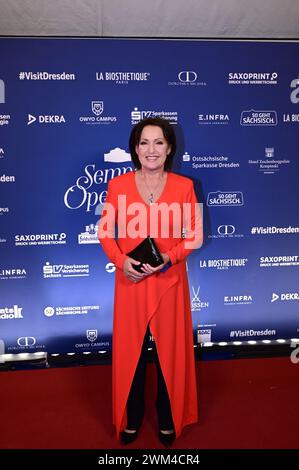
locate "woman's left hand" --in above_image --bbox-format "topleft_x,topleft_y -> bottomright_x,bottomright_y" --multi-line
140,253 -> 170,276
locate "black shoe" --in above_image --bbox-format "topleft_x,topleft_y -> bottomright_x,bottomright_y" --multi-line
158,430 -> 176,447
120,429 -> 138,445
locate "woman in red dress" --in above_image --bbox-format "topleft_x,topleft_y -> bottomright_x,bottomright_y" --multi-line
98,117 -> 203,446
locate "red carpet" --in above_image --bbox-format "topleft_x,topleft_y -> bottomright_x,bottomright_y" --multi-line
0,356 -> 298,449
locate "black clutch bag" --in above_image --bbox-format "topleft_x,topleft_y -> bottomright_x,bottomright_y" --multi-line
126,236 -> 164,273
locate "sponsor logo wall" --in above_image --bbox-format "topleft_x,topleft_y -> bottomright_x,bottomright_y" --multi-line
0,38 -> 298,355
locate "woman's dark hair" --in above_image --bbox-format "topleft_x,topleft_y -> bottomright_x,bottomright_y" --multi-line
129,117 -> 176,171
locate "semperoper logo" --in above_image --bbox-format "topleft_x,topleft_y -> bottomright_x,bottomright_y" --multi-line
104,147 -> 131,163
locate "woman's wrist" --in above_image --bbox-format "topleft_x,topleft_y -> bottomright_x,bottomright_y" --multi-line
162,253 -> 170,264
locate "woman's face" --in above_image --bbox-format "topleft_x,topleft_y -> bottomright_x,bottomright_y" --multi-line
135,125 -> 171,171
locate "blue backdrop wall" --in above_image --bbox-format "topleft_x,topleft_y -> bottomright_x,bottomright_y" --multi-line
0,38 -> 298,355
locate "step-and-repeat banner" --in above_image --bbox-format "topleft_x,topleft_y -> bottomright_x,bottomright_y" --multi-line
0,38 -> 298,355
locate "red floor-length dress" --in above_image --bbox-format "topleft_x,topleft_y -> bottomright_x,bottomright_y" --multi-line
98,170 -> 202,438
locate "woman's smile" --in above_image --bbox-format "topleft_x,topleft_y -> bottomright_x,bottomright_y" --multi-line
135,125 -> 170,170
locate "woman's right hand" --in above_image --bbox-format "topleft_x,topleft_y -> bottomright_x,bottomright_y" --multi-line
123,257 -> 147,283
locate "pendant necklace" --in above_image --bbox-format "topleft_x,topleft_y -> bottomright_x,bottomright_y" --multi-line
140,170 -> 165,205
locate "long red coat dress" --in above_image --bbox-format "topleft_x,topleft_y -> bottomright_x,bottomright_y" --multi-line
98,170 -> 203,438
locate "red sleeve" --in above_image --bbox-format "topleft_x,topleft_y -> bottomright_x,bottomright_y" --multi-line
97,180 -> 127,271
165,180 -> 203,265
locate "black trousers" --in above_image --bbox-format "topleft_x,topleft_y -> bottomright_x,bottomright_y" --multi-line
126,327 -> 174,431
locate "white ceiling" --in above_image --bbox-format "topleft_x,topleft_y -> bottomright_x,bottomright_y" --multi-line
0,0 -> 299,38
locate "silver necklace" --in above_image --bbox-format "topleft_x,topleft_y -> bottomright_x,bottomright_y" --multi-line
140,170 -> 165,204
